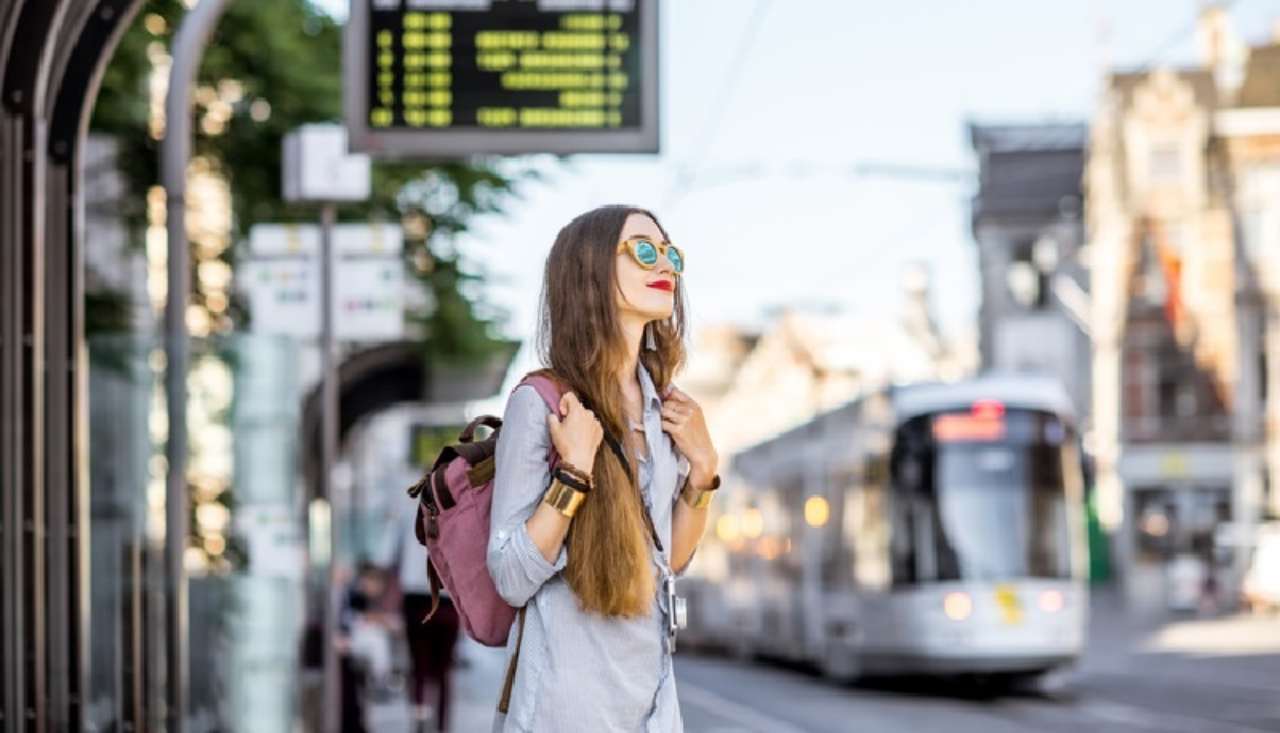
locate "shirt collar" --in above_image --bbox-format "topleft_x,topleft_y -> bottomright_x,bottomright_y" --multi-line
636,361 -> 663,411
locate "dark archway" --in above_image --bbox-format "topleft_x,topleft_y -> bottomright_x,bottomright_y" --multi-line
298,341 -> 517,499
1,1 -> 145,727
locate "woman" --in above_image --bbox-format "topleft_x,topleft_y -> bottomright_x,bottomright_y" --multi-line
487,205 -> 721,732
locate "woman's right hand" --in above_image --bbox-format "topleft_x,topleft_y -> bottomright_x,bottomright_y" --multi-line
546,392 -> 603,471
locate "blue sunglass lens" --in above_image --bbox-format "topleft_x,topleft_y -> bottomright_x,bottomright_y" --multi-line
634,240 -> 659,266
666,246 -> 684,273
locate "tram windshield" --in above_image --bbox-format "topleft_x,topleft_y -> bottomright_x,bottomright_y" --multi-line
889,406 -> 1078,584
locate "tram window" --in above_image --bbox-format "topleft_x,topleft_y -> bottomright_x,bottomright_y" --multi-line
889,411 -> 1074,584
847,485 -> 891,591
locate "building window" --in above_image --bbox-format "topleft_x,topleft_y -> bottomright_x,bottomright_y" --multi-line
1241,209 -> 1264,267
1007,240 -> 1051,310
1149,144 -> 1181,184
1176,383 -> 1197,417
1264,470 -> 1275,522
1260,351 -> 1269,404
1133,488 -> 1175,563
1139,247 -> 1168,306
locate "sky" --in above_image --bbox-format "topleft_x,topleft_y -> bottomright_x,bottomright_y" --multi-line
319,0 -> 1280,373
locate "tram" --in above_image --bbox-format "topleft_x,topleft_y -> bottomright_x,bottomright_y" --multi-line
683,374 -> 1088,682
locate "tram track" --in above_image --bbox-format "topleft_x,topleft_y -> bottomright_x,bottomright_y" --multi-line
675,652 -> 1280,733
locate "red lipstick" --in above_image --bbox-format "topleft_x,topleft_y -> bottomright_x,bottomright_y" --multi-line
647,280 -> 674,292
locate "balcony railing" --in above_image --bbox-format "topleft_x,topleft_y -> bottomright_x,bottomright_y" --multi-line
1122,414 -> 1234,444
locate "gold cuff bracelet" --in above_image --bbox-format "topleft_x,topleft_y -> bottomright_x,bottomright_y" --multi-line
543,479 -> 588,518
680,474 -> 721,510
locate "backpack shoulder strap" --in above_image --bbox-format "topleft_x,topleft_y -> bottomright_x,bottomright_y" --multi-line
497,606 -> 527,715
517,371 -> 563,415
421,560 -> 443,623
494,372 -> 562,715
516,371 -> 565,466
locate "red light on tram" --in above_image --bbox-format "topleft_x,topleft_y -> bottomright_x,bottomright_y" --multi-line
934,412 -> 1007,442
971,400 -> 1006,419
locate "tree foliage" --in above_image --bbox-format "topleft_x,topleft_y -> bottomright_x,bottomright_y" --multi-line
91,0 -> 529,364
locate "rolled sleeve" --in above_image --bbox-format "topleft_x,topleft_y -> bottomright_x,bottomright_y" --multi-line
487,385 -> 564,608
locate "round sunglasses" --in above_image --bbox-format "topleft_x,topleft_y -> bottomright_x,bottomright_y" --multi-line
617,236 -> 685,275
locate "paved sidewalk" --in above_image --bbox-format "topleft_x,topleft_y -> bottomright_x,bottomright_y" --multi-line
449,640 -> 508,731
366,637 -> 507,732
1079,586 -> 1280,690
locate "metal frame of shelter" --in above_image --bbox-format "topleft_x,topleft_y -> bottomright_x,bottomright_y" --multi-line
0,0 -> 571,727
1,2 -> 147,728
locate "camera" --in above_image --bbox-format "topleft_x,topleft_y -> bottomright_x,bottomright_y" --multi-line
663,575 -> 687,651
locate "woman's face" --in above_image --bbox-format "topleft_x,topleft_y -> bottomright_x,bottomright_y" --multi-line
614,213 -> 677,323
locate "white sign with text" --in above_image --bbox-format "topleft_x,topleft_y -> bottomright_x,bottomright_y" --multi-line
242,223 -> 405,341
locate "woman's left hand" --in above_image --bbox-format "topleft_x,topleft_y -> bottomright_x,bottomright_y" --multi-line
660,387 -> 719,491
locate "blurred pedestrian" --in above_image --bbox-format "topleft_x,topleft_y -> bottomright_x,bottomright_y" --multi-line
396,510 -> 460,731
338,560 -> 397,731
1199,551 -> 1220,616
347,562 -> 395,686
486,206 -> 721,731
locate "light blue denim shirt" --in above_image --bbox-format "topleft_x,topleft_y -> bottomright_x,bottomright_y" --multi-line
486,363 -> 690,732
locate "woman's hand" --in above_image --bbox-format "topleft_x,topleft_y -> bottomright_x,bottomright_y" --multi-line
546,391 -> 604,470
660,387 -> 719,490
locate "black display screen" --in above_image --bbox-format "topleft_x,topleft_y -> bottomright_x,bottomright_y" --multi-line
364,0 -> 643,132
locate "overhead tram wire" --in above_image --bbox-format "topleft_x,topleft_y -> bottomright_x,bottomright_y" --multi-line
662,159 -> 972,202
662,0 -> 774,209
666,0 -> 1247,210
1135,0 -> 1245,70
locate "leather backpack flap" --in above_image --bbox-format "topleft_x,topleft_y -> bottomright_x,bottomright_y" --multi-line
467,452 -> 497,487
436,435 -> 497,491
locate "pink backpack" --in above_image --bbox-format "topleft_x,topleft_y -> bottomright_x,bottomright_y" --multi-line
405,372 -> 563,647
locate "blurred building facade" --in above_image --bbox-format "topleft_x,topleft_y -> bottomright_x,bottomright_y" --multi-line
681,278 -> 975,464
968,122 -> 1091,423
1086,7 -> 1280,611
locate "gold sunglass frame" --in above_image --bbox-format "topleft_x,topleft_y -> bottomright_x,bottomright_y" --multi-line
616,236 -> 685,275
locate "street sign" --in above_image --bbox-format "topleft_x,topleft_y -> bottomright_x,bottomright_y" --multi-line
282,125 -> 372,203
241,223 -> 405,340
343,0 -> 659,157
236,505 -> 307,579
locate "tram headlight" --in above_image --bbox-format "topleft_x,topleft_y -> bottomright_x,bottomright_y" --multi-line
1038,589 -> 1065,613
943,592 -> 973,621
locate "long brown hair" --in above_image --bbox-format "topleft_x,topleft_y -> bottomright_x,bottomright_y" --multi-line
536,204 -> 687,617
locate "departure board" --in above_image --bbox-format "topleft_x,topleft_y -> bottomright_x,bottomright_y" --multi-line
344,0 -> 658,157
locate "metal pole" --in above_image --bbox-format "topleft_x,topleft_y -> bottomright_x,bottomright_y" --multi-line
319,202 -> 341,733
162,1 -> 231,729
